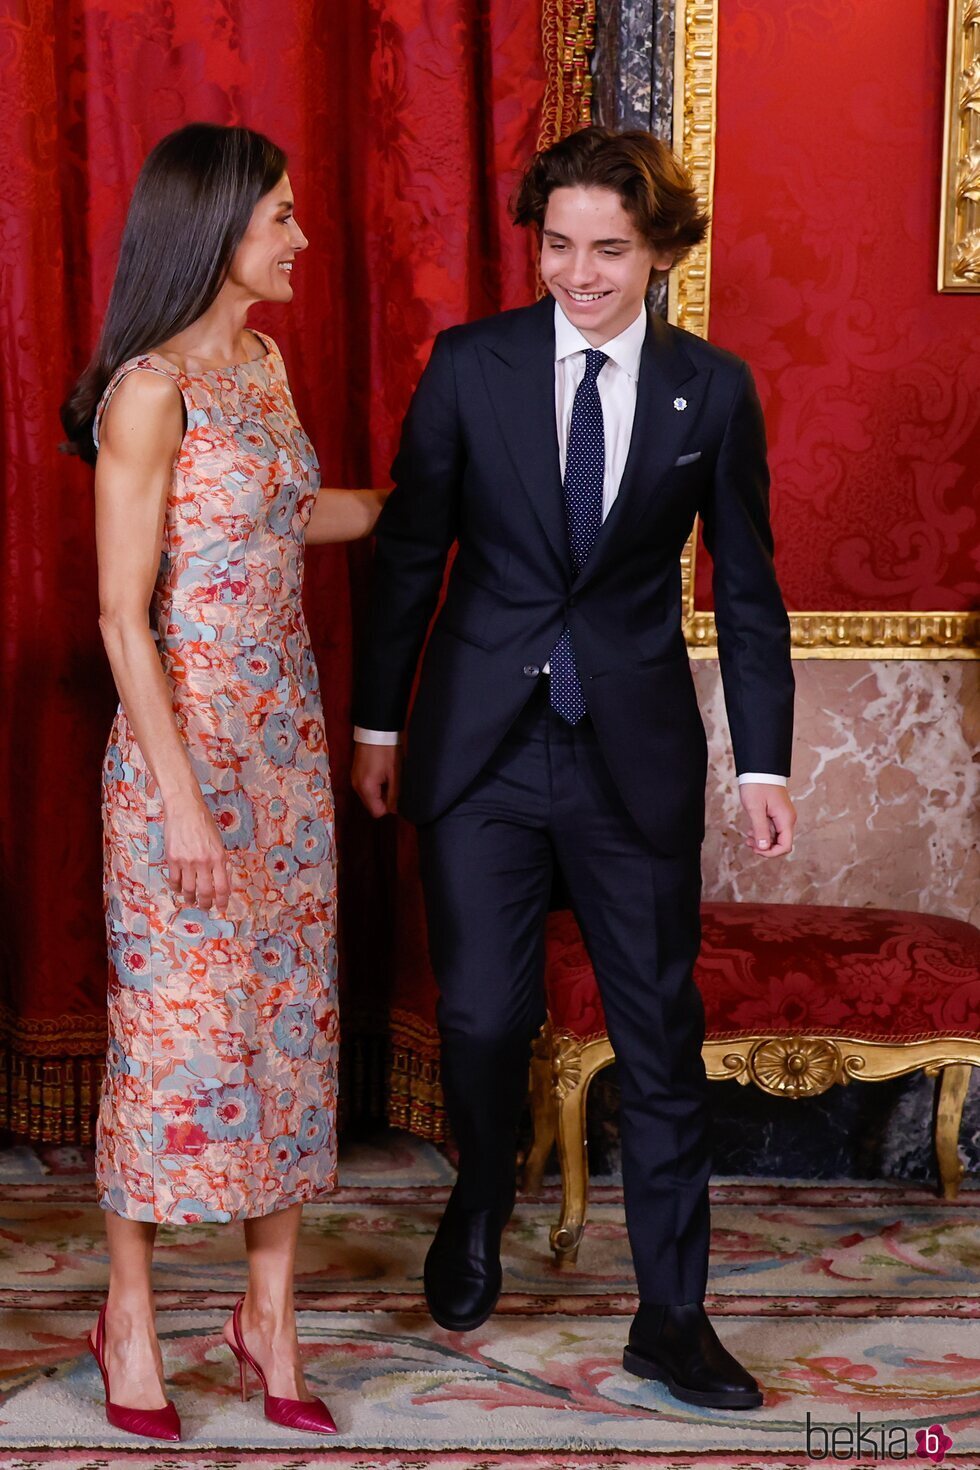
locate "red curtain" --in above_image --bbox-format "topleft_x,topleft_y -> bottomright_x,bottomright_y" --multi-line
0,0 -> 543,1141
699,0 -> 980,612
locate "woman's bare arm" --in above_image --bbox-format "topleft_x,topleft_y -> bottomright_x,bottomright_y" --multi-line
95,371 -> 231,910
305,487 -> 389,544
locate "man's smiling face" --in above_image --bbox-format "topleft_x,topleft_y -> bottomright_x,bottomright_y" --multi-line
540,185 -> 674,345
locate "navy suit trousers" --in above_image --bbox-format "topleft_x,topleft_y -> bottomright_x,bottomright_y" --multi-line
417,680 -> 712,1304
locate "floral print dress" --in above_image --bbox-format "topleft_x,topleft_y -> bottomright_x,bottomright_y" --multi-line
93,332 -> 338,1224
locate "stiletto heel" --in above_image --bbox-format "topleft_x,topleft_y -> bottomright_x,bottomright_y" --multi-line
225,1296 -> 337,1435
87,1302 -> 181,1442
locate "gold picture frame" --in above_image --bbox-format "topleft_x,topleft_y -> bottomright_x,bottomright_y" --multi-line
940,0 -> 980,291
671,0 -> 979,658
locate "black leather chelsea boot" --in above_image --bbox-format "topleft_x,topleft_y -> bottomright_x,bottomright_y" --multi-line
423,1184 -> 516,1332
623,1301 -> 763,1409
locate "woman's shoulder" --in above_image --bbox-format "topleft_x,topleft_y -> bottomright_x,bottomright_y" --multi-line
107,349 -> 186,383
248,329 -> 281,362
93,356 -> 186,452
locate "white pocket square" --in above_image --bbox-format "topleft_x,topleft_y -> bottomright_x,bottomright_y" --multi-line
675,451 -> 701,466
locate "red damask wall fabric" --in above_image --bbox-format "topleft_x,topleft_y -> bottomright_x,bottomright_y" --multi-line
700,0 -> 980,612
0,0 -> 542,1138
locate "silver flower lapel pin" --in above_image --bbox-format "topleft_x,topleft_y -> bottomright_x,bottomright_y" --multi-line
673,396 -> 687,411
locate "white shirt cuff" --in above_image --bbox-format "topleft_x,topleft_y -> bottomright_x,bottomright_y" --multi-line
353,727 -> 401,745
737,772 -> 787,786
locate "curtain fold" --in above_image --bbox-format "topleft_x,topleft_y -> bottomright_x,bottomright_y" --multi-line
0,0 -> 545,1143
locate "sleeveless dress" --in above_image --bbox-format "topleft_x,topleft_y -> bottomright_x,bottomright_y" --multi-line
93,332 -> 339,1224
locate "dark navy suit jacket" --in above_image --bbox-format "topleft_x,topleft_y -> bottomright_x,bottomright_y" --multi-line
353,295 -> 794,854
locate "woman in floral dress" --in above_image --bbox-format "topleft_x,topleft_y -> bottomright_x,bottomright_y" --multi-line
61,124 -> 384,1439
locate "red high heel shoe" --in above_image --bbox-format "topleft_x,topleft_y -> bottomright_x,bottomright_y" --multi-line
87,1302 -> 181,1441
226,1297 -> 337,1435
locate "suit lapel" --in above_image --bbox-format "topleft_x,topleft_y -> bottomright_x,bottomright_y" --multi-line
477,297 -> 570,575
574,310 -> 704,594
477,300 -> 707,585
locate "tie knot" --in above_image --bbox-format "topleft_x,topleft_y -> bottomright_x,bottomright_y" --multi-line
583,348 -> 607,382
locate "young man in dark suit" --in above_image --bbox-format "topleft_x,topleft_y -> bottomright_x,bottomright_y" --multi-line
352,127 -> 796,1410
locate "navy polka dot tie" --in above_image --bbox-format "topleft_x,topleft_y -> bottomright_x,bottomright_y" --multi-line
549,348 -> 607,724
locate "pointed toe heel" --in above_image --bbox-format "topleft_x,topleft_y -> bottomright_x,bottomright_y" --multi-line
226,1297 -> 337,1436
87,1303 -> 182,1442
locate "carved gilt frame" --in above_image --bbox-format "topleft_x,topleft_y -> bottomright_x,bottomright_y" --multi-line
671,0 -> 979,659
940,0 -> 980,291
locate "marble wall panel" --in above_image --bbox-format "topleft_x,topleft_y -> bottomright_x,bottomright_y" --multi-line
694,659 -> 980,924
592,0 -> 672,136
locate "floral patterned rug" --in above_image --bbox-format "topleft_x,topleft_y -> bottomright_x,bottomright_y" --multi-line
1,1136 -> 977,1465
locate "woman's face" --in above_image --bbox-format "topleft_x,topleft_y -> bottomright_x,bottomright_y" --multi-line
227,172 -> 308,304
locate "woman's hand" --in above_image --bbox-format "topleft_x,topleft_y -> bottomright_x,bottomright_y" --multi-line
305,487 -> 390,544
163,793 -> 232,910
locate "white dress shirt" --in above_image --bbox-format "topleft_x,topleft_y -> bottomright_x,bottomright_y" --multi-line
354,300 -> 786,789
554,297 -> 647,517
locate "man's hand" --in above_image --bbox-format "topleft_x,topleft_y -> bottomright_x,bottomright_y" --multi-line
739,783 -> 796,858
352,742 -> 402,818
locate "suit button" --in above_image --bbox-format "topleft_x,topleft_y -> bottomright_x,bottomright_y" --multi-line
523,664 -> 540,677
567,595 -> 577,609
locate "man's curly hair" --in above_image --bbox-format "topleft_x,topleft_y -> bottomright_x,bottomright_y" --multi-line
512,125 -> 709,266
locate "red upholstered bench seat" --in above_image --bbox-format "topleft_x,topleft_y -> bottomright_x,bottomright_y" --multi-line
545,902 -> 980,1045
531,901 -> 980,1263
